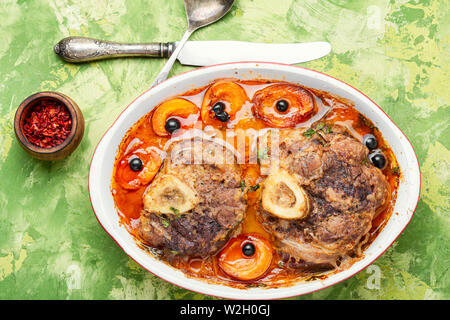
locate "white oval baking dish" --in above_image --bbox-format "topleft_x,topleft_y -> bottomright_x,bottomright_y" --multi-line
89,62 -> 420,300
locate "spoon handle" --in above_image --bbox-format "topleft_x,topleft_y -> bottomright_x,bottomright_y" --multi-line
150,29 -> 193,88
54,37 -> 175,62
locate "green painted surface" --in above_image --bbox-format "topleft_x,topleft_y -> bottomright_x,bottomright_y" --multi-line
0,0 -> 448,300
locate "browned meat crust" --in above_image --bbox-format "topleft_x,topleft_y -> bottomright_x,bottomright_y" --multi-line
258,125 -> 389,269
139,137 -> 246,257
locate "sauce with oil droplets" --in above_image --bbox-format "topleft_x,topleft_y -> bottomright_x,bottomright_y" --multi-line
111,79 -> 400,288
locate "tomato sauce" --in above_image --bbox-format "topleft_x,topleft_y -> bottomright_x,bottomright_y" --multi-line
111,79 -> 400,288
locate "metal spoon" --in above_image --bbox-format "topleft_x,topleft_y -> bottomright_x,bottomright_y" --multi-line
151,0 -> 235,87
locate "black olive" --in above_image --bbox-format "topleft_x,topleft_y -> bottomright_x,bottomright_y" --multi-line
242,242 -> 255,257
276,100 -> 289,112
165,118 -> 181,133
363,134 -> 378,150
129,157 -> 143,172
215,111 -> 230,122
369,152 -> 386,169
212,102 -> 225,114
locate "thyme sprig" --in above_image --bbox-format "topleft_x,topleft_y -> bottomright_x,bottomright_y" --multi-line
240,180 -> 246,191
160,216 -> 170,228
302,123 -> 332,146
170,207 -> 181,218
391,166 -> 400,175
257,147 -> 268,164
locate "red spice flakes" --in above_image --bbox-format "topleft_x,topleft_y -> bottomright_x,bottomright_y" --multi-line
23,99 -> 72,148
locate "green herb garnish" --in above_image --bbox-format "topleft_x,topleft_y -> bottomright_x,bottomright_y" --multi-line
249,184 -> 260,192
278,261 -> 285,268
160,216 -> 170,228
170,207 -> 181,218
358,113 -> 375,129
361,156 -> 369,165
303,126 -> 330,146
315,123 -> 325,130
257,147 -> 268,163
303,128 -> 316,138
391,166 -> 400,175
315,122 -> 333,134
240,180 -> 246,191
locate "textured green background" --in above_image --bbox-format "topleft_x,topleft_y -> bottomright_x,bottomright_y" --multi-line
0,0 -> 448,300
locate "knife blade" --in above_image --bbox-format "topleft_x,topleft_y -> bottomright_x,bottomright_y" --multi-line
54,37 -> 331,66
177,41 -> 331,66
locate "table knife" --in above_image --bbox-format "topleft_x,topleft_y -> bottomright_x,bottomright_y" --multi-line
54,37 -> 331,66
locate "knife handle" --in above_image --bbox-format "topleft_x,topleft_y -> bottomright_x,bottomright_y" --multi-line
54,36 -> 176,63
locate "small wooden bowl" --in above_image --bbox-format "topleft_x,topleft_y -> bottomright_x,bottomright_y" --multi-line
14,91 -> 85,161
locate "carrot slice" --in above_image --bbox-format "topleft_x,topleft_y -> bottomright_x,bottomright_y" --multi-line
115,145 -> 162,190
252,84 -> 315,127
218,233 -> 273,281
152,98 -> 199,136
201,81 -> 249,127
